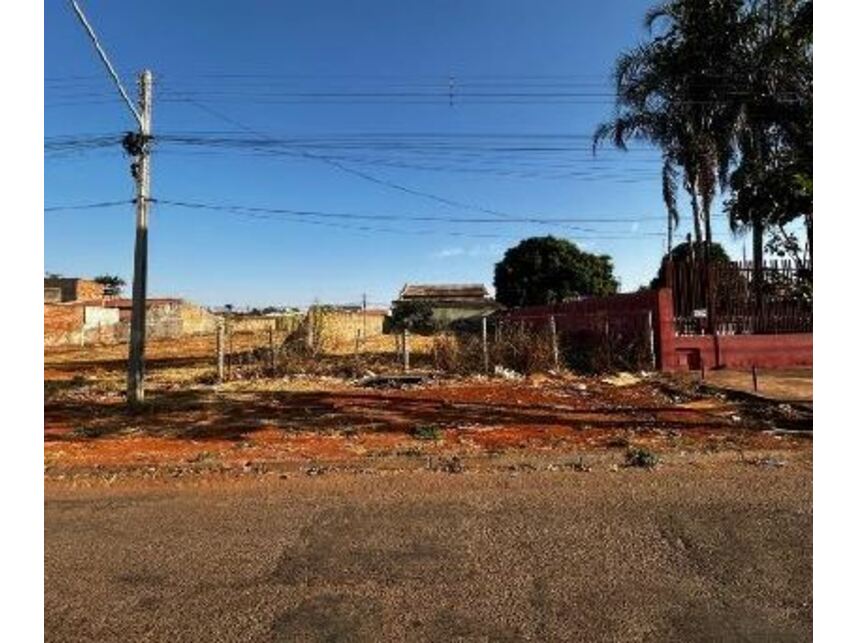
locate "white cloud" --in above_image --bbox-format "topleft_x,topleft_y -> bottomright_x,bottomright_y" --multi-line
430,247 -> 465,258
431,244 -> 504,259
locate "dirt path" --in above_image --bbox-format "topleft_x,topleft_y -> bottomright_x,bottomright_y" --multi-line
45,462 -> 812,642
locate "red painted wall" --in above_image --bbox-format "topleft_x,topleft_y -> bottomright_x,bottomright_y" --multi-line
502,288 -> 812,371
667,333 -> 812,371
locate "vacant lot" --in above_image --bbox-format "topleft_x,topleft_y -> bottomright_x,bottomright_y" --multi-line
45,336 -> 811,478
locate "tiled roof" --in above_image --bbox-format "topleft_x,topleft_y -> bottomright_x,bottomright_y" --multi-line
399,283 -> 489,300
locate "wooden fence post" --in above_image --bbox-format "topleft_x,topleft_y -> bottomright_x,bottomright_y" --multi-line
216,319 -> 225,383
550,315 -> 560,370
402,328 -> 410,373
482,316 -> 490,374
268,327 -> 275,374
226,319 -> 233,380
752,364 -> 758,392
306,307 -> 314,351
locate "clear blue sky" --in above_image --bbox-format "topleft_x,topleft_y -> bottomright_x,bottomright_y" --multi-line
45,0 -> 750,309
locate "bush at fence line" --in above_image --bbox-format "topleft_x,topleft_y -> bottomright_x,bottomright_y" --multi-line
559,320 -> 651,374
432,332 -> 485,375
491,322 -> 554,375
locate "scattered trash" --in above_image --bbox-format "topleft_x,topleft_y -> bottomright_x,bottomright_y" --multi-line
442,456 -> 464,473
305,465 -> 328,476
566,457 -> 592,472
572,382 -> 588,392
359,374 -> 428,388
601,372 -> 641,387
745,455 -> 787,468
494,365 -> 523,380
425,456 -> 464,473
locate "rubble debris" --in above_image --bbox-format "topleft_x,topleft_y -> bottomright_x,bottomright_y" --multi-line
601,372 -> 642,387
494,365 -> 523,380
745,455 -> 787,468
427,456 -> 464,473
359,374 -> 429,388
566,457 -> 592,472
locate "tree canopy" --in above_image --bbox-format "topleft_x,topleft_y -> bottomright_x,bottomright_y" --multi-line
93,274 -> 126,297
649,240 -> 732,289
594,0 -> 812,269
494,236 -> 619,307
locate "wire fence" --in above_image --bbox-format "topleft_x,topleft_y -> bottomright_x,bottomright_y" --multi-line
215,308 -> 656,382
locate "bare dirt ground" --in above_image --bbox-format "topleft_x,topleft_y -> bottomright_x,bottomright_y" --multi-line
675,367 -> 813,403
44,336 -> 812,641
45,336 -> 811,479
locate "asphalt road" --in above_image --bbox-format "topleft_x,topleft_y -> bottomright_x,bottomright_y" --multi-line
45,463 -> 812,642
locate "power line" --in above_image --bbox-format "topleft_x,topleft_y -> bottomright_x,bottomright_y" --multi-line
44,197 -> 668,225
44,199 -> 132,212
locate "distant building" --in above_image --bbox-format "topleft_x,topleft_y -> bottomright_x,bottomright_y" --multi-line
392,283 -> 501,328
44,277 -> 105,303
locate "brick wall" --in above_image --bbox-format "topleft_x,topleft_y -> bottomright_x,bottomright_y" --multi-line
310,309 -> 386,350
76,280 -> 105,301
43,278 -> 104,302
44,304 -> 85,346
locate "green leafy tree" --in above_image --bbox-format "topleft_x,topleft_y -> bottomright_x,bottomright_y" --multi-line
494,236 -> 619,307
649,240 -> 732,289
388,300 -> 436,333
93,274 -> 126,297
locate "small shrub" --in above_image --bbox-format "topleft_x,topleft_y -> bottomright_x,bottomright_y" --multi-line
625,447 -> 659,468
411,424 -> 441,441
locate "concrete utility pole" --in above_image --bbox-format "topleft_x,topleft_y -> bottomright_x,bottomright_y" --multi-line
67,1 -> 153,406
127,70 -> 153,404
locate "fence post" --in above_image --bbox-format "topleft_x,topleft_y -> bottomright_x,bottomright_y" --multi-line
482,316 -> 490,374
646,310 -> 656,371
226,319 -> 233,380
402,328 -> 410,372
216,319 -> 225,383
268,327 -> 275,374
550,315 -> 560,371
752,364 -> 758,392
306,306 -> 315,350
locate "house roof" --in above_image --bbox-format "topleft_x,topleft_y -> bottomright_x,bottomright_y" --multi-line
399,283 -> 489,300
102,297 -> 183,309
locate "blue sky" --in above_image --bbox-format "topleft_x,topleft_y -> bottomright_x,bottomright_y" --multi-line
45,0 -> 751,309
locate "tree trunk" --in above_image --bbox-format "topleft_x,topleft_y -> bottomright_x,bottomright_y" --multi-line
752,212 -> 764,331
805,210 -> 813,267
689,191 -> 703,245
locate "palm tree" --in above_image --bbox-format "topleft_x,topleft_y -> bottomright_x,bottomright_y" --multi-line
594,1 -> 745,261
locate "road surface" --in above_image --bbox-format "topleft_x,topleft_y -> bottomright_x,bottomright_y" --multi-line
45,462 -> 811,642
